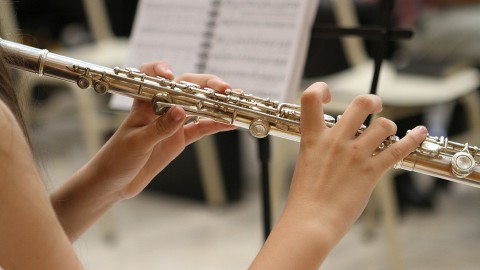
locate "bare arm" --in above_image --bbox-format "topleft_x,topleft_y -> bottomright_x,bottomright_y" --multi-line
0,101 -> 83,269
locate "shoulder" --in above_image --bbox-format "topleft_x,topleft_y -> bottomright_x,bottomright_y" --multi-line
0,99 -> 19,133
0,99 -> 27,151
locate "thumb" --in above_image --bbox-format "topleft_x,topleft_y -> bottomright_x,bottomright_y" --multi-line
139,105 -> 186,146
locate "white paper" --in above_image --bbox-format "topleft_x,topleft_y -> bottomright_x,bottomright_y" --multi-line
204,0 -> 316,102
110,0 -> 318,110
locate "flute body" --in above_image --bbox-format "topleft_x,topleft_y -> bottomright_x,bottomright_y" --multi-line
1,38 -> 480,188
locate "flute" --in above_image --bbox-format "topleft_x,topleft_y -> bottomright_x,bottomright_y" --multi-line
1,38 -> 479,188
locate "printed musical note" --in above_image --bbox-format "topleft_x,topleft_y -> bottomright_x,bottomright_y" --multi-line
110,0 -> 318,109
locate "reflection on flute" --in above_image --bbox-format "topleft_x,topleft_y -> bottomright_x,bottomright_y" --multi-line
1,38 -> 479,188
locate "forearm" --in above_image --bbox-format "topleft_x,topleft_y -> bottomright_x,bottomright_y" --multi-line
50,162 -> 121,242
249,203 -> 345,270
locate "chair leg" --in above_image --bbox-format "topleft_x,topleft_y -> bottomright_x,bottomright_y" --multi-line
71,87 -> 118,243
363,113 -> 405,270
194,136 -> 227,206
71,88 -> 104,157
269,137 -> 298,223
457,90 -> 480,145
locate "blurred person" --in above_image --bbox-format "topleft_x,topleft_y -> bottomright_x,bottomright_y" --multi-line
396,0 -> 480,211
0,46 -> 427,269
356,0 -> 480,213
388,0 -> 480,67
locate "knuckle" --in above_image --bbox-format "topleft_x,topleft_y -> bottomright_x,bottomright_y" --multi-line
301,82 -> 329,103
405,133 -> 422,149
301,87 -> 317,101
348,142 -> 364,162
176,72 -> 196,82
353,95 -> 381,111
155,117 -> 173,135
176,72 -> 187,80
375,117 -> 397,135
388,145 -> 405,162
304,82 -> 329,95
350,141 -> 362,154
311,81 -> 329,90
300,133 -> 318,148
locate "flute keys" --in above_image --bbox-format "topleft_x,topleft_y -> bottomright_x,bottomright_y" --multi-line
77,76 -> 92,89
152,93 -> 172,115
451,151 -> 476,178
94,81 -> 109,94
178,81 -> 200,92
418,140 -> 442,157
249,119 -> 270,138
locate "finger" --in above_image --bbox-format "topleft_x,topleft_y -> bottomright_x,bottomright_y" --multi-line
374,125 -> 428,168
137,105 -> 186,147
176,73 -> 231,93
122,100 -> 157,126
300,82 -> 331,140
355,117 -> 397,155
335,95 -> 383,138
231,88 -> 244,94
139,61 -> 175,79
183,119 -> 237,145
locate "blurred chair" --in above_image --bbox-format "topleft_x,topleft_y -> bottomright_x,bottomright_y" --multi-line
59,0 -> 130,156
271,0 -> 480,269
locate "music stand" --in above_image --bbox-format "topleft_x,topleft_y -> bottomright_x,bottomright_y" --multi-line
259,0 -> 413,239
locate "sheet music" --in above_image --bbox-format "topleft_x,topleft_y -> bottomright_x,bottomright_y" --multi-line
125,0 -> 212,71
205,0 -> 316,102
110,0 -> 318,110
110,0 -> 213,109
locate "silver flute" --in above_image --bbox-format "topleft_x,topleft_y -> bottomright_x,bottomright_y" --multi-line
1,38 -> 480,188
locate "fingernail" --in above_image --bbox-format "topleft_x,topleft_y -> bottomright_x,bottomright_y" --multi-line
156,62 -> 172,72
156,63 -> 174,78
169,106 -> 183,122
413,125 -> 427,135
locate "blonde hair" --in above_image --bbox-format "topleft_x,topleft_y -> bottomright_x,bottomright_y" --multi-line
0,48 -> 31,144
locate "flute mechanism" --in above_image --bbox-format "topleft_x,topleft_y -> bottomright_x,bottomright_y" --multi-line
1,38 -> 480,188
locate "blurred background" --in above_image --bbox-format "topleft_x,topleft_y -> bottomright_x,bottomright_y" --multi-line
2,0 -> 480,269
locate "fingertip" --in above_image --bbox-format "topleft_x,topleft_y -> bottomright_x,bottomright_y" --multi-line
207,77 -> 231,93
412,125 -> 428,134
301,82 -> 329,106
370,95 -> 383,114
231,88 -> 244,94
300,82 -> 329,135
154,62 -> 175,79
168,105 -> 186,123
410,125 -> 428,142
323,88 -> 332,103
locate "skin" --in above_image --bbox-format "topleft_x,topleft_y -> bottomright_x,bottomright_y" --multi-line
0,62 -> 235,268
0,62 -> 428,269
249,83 -> 428,269
50,62 -> 237,242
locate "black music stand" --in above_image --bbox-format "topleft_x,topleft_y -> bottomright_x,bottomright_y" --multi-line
259,0 -> 413,240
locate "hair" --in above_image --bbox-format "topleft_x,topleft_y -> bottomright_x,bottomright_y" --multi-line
0,47 -> 31,142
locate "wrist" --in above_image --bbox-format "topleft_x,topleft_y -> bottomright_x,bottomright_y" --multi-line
253,206 -> 341,269
51,165 -> 122,242
282,197 -> 354,249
